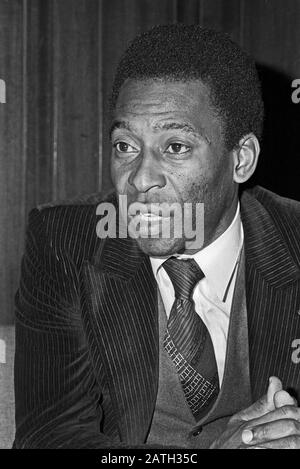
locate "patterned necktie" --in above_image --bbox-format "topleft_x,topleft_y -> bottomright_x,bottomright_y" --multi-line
163,257 -> 219,420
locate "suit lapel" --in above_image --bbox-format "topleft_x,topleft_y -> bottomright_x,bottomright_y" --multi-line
81,234 -> 158,445
241,189 -> 300,400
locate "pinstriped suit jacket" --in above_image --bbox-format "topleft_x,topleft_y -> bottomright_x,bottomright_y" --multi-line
14,186 -> 300,448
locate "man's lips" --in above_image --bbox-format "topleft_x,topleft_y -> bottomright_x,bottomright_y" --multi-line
130,213 -> 163,223
128,202 -> 173,219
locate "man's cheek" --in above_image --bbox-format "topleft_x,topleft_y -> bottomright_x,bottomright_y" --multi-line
185,180 -> 207,206
112,169 -> 130,194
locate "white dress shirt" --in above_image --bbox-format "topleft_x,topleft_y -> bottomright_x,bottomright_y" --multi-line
150,204 -> 244,386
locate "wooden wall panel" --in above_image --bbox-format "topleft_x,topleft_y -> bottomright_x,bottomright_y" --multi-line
199,0 -> 242,44
0,0 -> 25,324
25,0 -> 54,209
53,0 -> 102,199
176,0 -> 200,24
243,0 -> 300,75
25,0 -> 103,208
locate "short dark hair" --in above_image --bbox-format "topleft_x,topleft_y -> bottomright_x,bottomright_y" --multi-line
111,24 -> 264,151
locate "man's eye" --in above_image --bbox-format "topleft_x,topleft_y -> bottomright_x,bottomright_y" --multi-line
114,142 -> 138,153
165,143 -> 191,154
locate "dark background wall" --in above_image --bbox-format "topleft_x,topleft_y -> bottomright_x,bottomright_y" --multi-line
1,0 -> 300,324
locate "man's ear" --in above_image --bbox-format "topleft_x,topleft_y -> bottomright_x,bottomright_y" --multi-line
232,133 -> 260,183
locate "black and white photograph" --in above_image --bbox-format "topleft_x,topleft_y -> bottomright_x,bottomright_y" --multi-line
0,0 -> 300,452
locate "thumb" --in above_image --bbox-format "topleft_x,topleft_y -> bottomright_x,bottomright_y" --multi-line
274,390 -> 297,408
232,376 -> 282,423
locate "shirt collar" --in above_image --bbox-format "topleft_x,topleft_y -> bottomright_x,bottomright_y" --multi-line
150,203 -> 243,301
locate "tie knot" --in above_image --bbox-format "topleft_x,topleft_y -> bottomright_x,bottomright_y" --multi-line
163,257 -> 204,300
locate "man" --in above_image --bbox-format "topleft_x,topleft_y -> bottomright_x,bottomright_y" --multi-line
14,24 -> 300,449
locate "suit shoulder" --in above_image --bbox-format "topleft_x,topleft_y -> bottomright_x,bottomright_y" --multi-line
26,190 -> 116,265
242,186 -> 300,266
245,185 -> 300,219
36,189 -> 116,211
31,190 -> 116,227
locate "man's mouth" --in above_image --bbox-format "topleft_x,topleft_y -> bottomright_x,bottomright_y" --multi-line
132,213 -> 163,222
126,202 -> 175,238
128,202 -> 173,219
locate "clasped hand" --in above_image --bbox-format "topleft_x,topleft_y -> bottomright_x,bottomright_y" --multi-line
210,377 -> 300,449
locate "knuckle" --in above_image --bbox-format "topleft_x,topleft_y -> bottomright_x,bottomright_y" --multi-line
260,424 -> 270,440
287,436 -> 300,449
278,405 -> 289,417
253,424 -> 268,441
286,420 -> 298,435
279,405 -> 299,419
289,419 -> 300,434
229,414 -> 238,424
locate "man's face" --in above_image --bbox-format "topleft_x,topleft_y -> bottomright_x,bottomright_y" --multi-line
110,79 -> 237,257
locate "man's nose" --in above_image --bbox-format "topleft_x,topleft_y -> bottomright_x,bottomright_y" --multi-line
129,149 -> 166,193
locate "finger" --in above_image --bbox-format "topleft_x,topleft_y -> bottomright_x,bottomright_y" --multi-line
243,446 -> 266,450
267,376 -> 283,402
242,405 -> 300,430
242,418 -> 300,446
231,396 -> 268,423
274,390 -> 297,408
233,376 -> 280,422
248,436 -> 300,449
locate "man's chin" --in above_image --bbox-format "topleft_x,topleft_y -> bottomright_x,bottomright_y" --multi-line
133,237 -> 185,258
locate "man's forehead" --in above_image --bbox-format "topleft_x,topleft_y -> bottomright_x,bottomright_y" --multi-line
115,77 -> 212,106
109,119 -> 206,141
111,78 -> 222,145
113,79 -> 214,125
